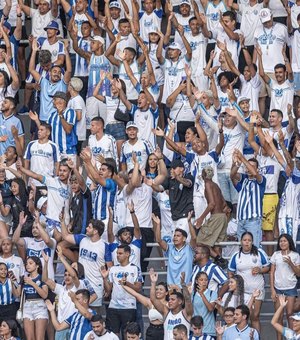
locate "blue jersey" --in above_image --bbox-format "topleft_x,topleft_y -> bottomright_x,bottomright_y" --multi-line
0,113 -> 24,155
65,310 -> 96,340
23,274 -> 46,300
87,54 -> 111,98
93,179 -> 117,220
75,38 -> 90,77
39,78 -> 67,121
47,108 -> 77,154
0,279 -> 15,305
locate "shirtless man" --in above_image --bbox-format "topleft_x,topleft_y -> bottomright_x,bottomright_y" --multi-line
196,166 -> 228,260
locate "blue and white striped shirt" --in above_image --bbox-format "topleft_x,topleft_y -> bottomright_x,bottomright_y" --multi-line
65,309 -> 96,340
47,108 -> 77,155
75,38 -> 90,77
234,174 -> 266,221
93,179 -> 117,221
0,278 -> 14,305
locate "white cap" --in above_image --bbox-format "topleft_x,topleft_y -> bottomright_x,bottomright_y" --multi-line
237,96 -> 250,105
126,121 -> 139,130
91,35 -> 105,45
259,8 -> 272,23
37,197 -> 47,210
168,42 -> 181,50
109,1 -> 121,8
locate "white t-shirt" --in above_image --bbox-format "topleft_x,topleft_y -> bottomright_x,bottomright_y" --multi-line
0,254 -> 25,282
23,237 -> 57,280
270,250 -> 300,289
54,282 -> 85,322
262,126 -> 293,156
254,22 -> 288,73
290,30 -> 300,73
123,183 -> 153,229
68,95 -> 87,141
83,330 -> 119,340
24,140 -> 60,186
257,151 -> 282,193
269,79 -> 294,123
121,139 -> 154,171
239,73 -> 261,112
170,94 -> 196,122
291,3 -> 300,28
30,8 -> 53,38
186,31 -> 208,77
269,0 -> 287,17
38,39 -> 65,63
108,263 -> 142,309
104,96 -> 127,125
174,13 -> 193,51
239,3 -> 264,46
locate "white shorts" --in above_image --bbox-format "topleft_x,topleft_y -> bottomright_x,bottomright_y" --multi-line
86,97 -> 107,128
23,300 -> 49,321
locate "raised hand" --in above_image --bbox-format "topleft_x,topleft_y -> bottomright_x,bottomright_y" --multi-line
152,213 -> 161,225
19,211 -> 27,226
152,127 -> 165,137
100,265 -> 109,279
149,268 -> 158,283
29,110 -> 39,122
45,299 -> 55,312
41,251 -> 49,263
127,199 -> 135,212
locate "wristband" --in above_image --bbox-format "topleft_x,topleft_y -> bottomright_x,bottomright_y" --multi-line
130,210 -> 135,214
219,129 -> 223,134
17,14 -> 22,17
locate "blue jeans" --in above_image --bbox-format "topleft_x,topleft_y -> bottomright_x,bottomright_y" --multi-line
218,172 -> 239,204
55,329 -> 69,340
237,218 -> 262,247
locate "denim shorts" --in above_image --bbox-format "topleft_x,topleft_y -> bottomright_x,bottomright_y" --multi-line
106,122 -> 126,140
275,287 -> 298,297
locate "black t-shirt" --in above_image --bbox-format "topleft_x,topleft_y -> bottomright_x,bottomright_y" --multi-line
70,187 -> 92,234
0,180 -> 12,206
162,174 -> 194,221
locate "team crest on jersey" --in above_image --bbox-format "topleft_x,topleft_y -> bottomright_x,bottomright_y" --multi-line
274,89 -> 283,97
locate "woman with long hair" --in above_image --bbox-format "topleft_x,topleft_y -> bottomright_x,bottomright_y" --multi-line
228,232 -> 270,332
192,271 -> 217,338
0,319 -> 20,340
270,233 -> 300,340
121,273 -> 168,340
0,262 -> 20,321
23,256 -> 48,340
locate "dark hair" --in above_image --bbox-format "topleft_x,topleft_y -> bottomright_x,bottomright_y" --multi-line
297,13 -> 300,21
277,233 -> 296,252
91,314 -> 104,323
239,232 -> 258,256
217,71 -> 238,87
244,63 -> 258,73
145,153 -> 159,177
188,16 -> 198,24
270,109 -> 283,119
89,219 -> 105,236
114,77 -> 126,95
72,262 -> 85,279
11,178 -> 29,207
124,47 -> 136,57
157,281 -> 169,301
0,320 -> 18,337
190,315 -> 203,327
119,18 -> 130,25
224,306 -> 235,314
173,324 -> 188,335
59,158 -> 72,169
5,96 -> 16,108
0,70 -> 10,95
91,116 -> 105,126
128,168 -> 142,176
248,157 -> 259,168
274,63 -> 286,72
40,121 -> 52,132
193,271 -> 208,294
186,126 -> 198,137
76,289 -> 90,301
81,20 -> 91,26
169,290 -> 184,305
125,322 -> 141,335
224,274 -> 245,308
236,304 -> 250,320
117,244 -> 131,253
195,245 -> 210,258
174,228 -> 188,239
222,10 -> 236,21
102,158 -> 117,176
26,256 -> 43,275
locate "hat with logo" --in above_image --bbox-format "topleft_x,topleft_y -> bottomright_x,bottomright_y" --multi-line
259,8 -> 272,23
44,20 -> 60,34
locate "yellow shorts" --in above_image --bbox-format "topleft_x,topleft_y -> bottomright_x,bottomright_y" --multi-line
262,193 -> 279,231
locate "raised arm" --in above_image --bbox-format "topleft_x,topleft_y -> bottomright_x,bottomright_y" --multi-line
181,273 -> 193,318
271,295 -> 288,335
63,41 -> 72,84
28,39 -> 42,83
16,159 -> 43,183
152,215 -> 168,251
153,127 -> 187,157
149,269 -> 169,316
256,45 -> 270,84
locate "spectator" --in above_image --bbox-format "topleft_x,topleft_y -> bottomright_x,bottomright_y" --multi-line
83,314 -> 119,340
173,323 -> 188,340
189,315 -> 213,340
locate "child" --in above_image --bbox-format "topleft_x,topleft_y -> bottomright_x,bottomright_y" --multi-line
189,315 -> 214,339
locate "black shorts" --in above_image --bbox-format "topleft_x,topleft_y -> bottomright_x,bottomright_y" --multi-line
106,308 -> 136,335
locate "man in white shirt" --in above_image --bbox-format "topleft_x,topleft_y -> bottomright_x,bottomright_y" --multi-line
83,314 -> 119,340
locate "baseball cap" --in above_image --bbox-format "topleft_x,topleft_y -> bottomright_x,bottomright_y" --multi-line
237,96 -> 250,105
70,77 -> 83,92
180,0 -> 191,5
50,91 -> 68,102
170,159 -> 184,169
168,42 -> 181,50
3,21 -> 12,31
259,8 -> 272,23
126,121 -> 138,130
37,197 -> 47,210
290,312 -> 300,321
148,26 -> 158,34
109,1 -> 121,9
44,20 -> 60,34
91,35 -> 105,45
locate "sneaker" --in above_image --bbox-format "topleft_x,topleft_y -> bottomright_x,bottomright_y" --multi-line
18,106 -> 29,115
214,256 -> 228,270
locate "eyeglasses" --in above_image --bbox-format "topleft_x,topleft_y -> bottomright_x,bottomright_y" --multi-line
224,314 -> 234,318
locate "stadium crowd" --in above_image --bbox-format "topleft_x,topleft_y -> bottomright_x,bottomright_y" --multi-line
0,0 -> 300,338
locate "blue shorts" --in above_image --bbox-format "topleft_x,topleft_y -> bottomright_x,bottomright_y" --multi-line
105,122 -> 126,140
275,287 -> 298,297
294,72 -> 300,91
